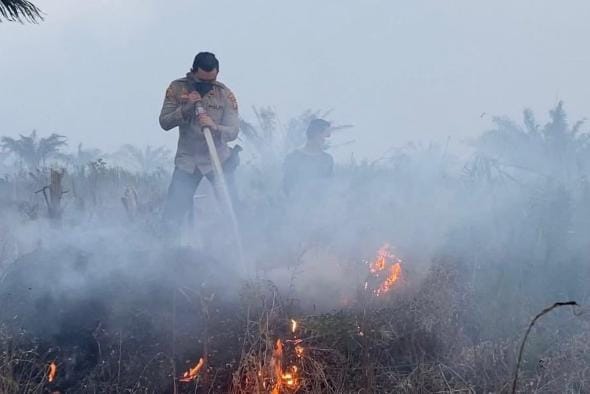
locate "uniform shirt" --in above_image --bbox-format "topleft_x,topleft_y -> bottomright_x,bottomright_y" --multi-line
159,73 -> 239,175
283,148 -> 334,195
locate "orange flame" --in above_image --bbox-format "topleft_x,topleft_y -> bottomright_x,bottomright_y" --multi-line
374,262 -> 402,296
281,365 -> 299,388
179,358 -> 205,382
271,338 -> 300,393
369,244 -> 403,296
273,339 -> 283,359
47,361 -> 57,383
369,244 -> 390,273
271,339 -> 283,394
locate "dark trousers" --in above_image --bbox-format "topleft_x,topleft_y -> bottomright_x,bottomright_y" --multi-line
163,165 -> 238,225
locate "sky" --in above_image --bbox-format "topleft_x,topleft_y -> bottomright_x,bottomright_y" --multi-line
2,0 -> 590,160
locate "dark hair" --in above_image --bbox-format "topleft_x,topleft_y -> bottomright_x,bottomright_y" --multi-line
192,52 -> 219,72
306,118 -> 331,139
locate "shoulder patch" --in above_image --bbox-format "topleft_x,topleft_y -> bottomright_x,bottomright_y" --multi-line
167,82 -> 191,102
166,86 -> 175,99
227,90 -> 238,110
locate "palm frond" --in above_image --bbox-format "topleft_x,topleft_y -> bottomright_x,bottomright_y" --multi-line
0,0 -> 43,23
1,130 -> 66,169
543,101 -> 568,140
115,144 -> 171,173
523,108 -> 539,134
328,124 -> 355,134
1,136 -> 20,156
239,118 -> 261,143
121,144 -> 144,166
1,132 -> 36,166
571,119 -> 586,136
475,103 -> 590,181
37,133 -> 67,159
146,145 -> 171,161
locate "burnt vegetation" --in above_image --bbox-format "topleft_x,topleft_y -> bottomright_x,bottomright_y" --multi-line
0,103 -> 590,393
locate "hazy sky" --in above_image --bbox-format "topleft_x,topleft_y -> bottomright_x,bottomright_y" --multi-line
2,0 -> 590,159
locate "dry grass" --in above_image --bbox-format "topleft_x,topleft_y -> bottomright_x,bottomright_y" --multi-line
0,327 -> 46,394
0,257 -> 589,393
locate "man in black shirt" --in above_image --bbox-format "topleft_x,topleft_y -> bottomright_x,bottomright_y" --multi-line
283,118 -> 334,195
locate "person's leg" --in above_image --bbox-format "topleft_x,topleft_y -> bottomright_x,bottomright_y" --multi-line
163,167 -> 203,226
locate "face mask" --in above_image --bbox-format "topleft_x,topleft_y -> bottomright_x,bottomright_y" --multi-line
192,81 -> 213,97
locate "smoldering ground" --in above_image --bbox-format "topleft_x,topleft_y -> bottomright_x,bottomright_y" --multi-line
1,103 -> 590,392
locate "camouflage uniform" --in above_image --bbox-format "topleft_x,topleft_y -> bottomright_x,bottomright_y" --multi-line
159,73 -> 240,223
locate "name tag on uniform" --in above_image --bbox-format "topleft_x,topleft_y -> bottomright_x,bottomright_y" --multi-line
207,104 -> 223,110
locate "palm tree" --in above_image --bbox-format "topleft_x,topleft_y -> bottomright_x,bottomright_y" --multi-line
475,102 -> 589,181
0,150 -> 11,174
114,144 -> 172,174
1,130 -> 67,169
57,143 -> 103,168
0,0 -> 43,23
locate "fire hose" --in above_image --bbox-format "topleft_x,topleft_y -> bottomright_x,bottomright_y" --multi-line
195,103 -> 246,274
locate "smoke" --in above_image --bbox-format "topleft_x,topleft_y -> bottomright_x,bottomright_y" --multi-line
2,1 -> 590,158
1,101 -> 589,312
1,98 -> 590,391
2,2 -> 590,390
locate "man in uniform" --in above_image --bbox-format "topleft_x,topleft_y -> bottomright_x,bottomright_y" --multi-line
283,118 -> 334,196
159,52 -> 240,225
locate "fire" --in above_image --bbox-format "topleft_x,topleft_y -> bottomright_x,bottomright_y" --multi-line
291,319 -> 297,333
271,339 -> 283,394
47,361 -> 57,383
374,262 -> 402,296
368,244 -> 403,296
271,338 -> 301,393
370,244 -> 390,273
273,339 -> 283,360
179,357 -> 205,382
281,365 -> 299,387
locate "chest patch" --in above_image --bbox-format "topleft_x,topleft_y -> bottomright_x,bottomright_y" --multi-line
227,91 -> 238,110
207,103 -> 223,111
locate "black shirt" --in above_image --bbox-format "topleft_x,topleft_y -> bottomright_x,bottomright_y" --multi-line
283,149 -> 334,195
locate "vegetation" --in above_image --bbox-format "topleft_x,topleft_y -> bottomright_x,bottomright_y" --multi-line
1,130 -> 67,170
0,0 -> 42,23
0,103 -> 589,392
112,144 -> 172,174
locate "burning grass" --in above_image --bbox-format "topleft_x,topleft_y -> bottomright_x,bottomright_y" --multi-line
366,243 -> 403,297
0,228 -> 587,394
2,105 -> 590,391
0,235 -> 586,393
0,257 -> 588,393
